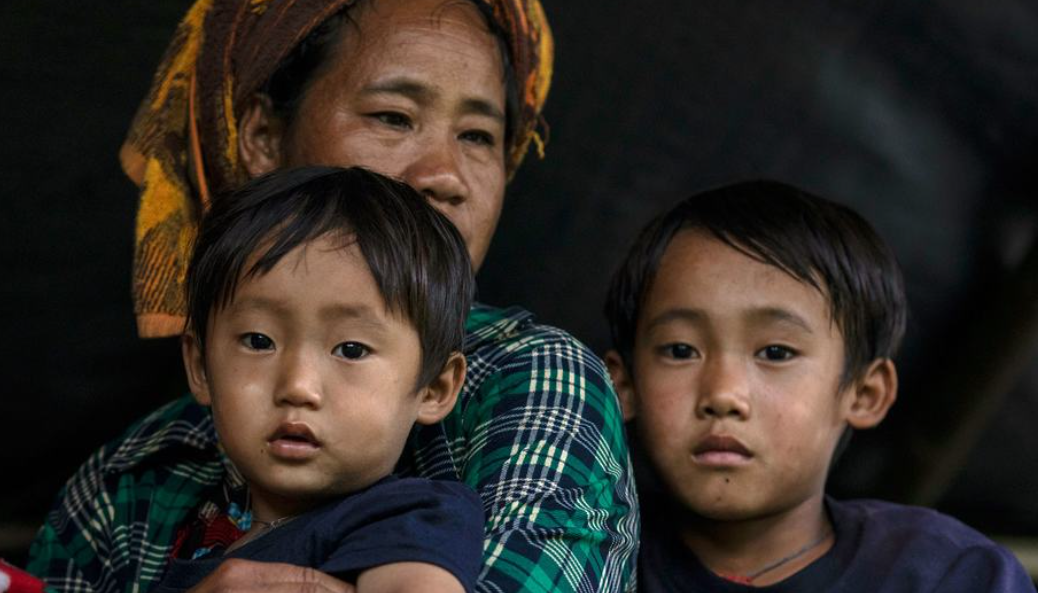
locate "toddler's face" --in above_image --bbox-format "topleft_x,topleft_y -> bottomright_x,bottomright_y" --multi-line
185,235 -> 427,523
617,230 -> 856,523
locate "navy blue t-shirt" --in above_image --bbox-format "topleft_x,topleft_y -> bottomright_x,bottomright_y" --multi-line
154,476 -> 484,593
640,497 -> 1035,592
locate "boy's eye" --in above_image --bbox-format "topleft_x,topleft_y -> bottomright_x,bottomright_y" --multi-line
333,342 -> 370,360
663,343 -> 699,360
371,112 -> 412,129
757,345 -> 797,362
241,333 -> 274,351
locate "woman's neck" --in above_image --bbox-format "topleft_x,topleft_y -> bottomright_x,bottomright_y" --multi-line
679,494 -> 834,587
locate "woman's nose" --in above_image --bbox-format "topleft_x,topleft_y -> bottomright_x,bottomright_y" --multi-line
401,137 -> 469,208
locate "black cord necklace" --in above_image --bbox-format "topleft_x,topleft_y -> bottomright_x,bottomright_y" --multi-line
716,528 -> 832,585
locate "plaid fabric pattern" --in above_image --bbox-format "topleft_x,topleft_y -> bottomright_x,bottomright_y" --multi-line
28,305 -> 639,593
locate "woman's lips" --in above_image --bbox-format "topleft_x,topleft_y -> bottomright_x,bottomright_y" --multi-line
692,434 -> 754,467
268,422 -> 321,460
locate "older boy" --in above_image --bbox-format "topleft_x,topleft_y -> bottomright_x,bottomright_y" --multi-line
155,166 -> 481,592
605,180 -> 1034,591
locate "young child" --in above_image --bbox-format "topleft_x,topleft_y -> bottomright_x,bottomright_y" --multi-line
156,166 -> 481,592
604,180 -> 1034,592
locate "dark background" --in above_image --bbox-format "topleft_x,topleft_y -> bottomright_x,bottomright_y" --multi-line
2,0 -> 1037,565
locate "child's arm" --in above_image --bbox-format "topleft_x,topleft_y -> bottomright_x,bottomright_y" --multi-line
354,562 -> 464,593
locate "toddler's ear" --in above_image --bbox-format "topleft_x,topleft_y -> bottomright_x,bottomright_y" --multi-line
605,350 -> 637,422
416,353 -> 467,425
845,358 -> 898,429
181,331 -> 213,406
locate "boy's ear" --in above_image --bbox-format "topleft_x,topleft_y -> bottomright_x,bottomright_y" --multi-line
181,331 -> 213,406
605,350 -> 638,422
845,358 -> 898,430
415,353 -> 467,425
238,93 -> 285,178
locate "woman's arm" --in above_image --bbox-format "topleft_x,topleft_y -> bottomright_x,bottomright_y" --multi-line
455,317 -> 640,593
28,397 -> 220,593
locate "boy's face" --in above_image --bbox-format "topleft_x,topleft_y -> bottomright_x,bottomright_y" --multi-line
183,234 -> 455,522
610,230 -> 889,523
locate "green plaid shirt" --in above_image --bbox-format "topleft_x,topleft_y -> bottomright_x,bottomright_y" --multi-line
29,304 -> 639,592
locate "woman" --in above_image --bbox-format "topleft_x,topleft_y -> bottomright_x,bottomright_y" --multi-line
28,1 -> 637,592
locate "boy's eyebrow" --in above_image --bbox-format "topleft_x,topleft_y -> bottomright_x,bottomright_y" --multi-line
643,307 -> 815,333
747,307 -> 814,333
644,308 -> 706,332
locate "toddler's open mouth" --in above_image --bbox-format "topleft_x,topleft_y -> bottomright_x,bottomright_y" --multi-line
268,422 -> 321,459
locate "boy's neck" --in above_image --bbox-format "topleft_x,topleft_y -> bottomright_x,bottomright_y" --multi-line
679,493 -> 834,587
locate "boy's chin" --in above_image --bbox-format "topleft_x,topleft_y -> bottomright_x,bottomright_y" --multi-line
679,494 -> 766,523
663,478 -> 780,524
688,503 -> 765,523
644,487 -> 767,528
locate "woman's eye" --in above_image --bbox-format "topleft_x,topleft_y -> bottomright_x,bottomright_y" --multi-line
758,345 -> 797,362
372,112 -> 412,129
664,343 -> 698,360
333,342 -> 369,360
460,129 -> 495,147
241,333 -> 274,351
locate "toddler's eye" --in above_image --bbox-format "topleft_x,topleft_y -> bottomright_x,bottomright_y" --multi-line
664,343 -> 698,360
758,345 -> 796,362
241,333 -> 274,351
333,342 -> 370,360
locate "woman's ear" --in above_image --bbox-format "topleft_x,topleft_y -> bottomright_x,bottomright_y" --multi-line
181,331 -> 212,406
845,358 -> 898,430
415,353 -> 467,425
238,93 -> 285,178
605,350 -> 638,422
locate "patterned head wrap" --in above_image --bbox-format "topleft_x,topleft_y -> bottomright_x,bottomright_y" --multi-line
120,0 -> 553,338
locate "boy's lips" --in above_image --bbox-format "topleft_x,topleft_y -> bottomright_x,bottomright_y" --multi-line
692,434 -> 754,467
268,422 -> 321,460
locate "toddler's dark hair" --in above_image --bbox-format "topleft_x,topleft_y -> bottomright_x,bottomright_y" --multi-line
187,166 -> 474,387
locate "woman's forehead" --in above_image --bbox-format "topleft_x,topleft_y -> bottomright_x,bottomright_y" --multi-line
311,0 -> 506,110
348,0 -> 496,51
357,0 -> 492,27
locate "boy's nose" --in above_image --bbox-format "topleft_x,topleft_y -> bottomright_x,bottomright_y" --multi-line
275,351 -> 322,409
696,355 -> 751,420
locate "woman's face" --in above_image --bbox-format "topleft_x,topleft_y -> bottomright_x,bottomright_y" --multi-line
251,0 -> 508,270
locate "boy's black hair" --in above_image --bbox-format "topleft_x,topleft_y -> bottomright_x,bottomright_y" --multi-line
186,166 -> 474,388
606,180 -> 907,388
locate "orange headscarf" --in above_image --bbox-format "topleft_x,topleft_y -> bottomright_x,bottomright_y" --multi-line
120,0 -> 553,338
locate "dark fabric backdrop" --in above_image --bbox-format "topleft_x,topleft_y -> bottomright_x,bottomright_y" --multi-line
2,0 -> 1036,558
